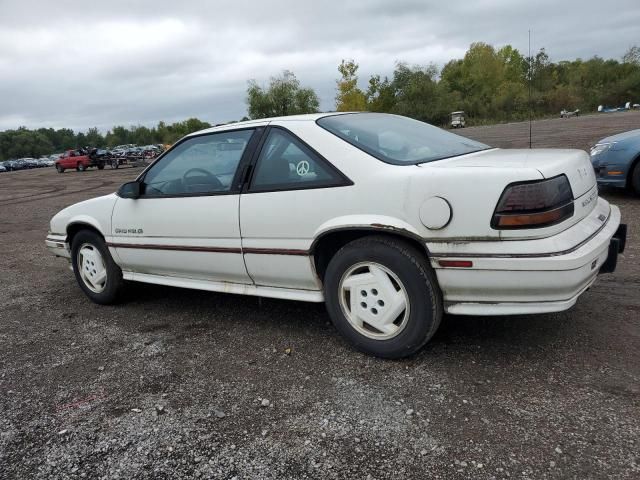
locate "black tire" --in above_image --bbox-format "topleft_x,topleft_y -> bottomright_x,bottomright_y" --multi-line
71,230 -> 124,305
631,161 -> 640,196
77,163 -> 86,172
324,235 -> 443,358
56,164 -> 64,173
112,159 -> 119,169
97,163 -> 105,170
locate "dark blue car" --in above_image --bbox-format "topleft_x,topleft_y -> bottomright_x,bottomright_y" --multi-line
590,129 -> 640,195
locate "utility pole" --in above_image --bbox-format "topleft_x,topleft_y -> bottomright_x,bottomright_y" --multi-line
529,29 -> 532,149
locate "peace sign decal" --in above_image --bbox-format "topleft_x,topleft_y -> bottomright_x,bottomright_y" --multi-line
296,160 -> 310,176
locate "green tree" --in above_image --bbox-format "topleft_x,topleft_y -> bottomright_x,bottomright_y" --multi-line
335,59 -> 367,111
390,63 -> 452,124
85,127 -> 105,147
246,70 -> 319,119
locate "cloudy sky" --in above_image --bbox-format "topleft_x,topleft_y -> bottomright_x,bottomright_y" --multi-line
1,0 -> 638,131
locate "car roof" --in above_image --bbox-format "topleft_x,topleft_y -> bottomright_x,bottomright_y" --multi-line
188,111 -> 355,137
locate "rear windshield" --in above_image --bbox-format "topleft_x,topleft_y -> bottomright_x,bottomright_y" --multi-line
317,113 -> 490,165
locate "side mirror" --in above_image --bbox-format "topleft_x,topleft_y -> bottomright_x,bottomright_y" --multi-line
118,181 -> 141,199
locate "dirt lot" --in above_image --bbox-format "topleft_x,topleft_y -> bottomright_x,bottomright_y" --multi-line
1,112 -> 639,479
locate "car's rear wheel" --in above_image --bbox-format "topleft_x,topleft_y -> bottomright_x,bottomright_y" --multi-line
71,230 -> 123,304
324,235 -> 442,358
77,163 -> 86,172
111,159 -> 119,169
97,163 -> 105,170
56,164 -> 64,173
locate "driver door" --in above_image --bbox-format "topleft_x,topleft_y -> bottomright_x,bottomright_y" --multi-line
111,127 -> 261,284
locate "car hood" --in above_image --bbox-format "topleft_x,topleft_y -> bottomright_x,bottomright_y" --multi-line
596,128 -> 640,144
421,148 -> 596,198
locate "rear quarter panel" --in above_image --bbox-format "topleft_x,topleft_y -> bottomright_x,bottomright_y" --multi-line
242,121 -> 543,247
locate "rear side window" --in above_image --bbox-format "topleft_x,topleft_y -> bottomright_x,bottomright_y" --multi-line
317,113 -> 490,165
250,129 -> 347,192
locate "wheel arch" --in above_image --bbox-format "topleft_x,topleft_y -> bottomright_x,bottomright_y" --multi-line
310,225 -> 430,284
66,220 -> 105,246
625,152 -> 640,190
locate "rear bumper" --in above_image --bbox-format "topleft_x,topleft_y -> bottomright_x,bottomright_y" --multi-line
428,200 -> 623,315
599,223 -> 626,273
45,233 -> 70,259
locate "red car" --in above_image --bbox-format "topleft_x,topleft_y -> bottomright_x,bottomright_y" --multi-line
55,150 -> 104,173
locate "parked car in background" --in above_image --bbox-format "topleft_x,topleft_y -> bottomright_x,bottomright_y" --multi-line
36,157 -> 51,167
112,144 -> 136,151
141,145 -> 162,159
13,159 -> 29,170
2,160 -> 18,171
55,149 -> 105,173
590,129 -> 640,195
23,158 -> 39,168
89,148 -> 109,163
46,112 -> 626,358
125,146 -> 143,161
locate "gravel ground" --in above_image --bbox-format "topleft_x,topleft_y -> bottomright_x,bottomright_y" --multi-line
1,112 -> 639,479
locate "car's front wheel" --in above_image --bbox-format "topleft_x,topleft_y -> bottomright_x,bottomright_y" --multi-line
77,163 -> 86,172
631,161 -> 640,196
71,230 -> 124,304
324,236 -> 443,358
56,164 -> 64,173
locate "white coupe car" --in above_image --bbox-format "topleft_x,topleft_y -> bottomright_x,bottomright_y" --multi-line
46,113 -> 626,358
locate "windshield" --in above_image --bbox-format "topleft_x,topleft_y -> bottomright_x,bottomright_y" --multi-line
317,113 -> 490,165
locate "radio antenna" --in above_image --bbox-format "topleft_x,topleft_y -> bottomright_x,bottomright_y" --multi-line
528,29 -> 532,149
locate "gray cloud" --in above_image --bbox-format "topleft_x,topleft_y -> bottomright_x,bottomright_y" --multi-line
0,0 -> 638,131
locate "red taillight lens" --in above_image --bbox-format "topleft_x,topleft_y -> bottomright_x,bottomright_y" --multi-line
491,175 -> 574,229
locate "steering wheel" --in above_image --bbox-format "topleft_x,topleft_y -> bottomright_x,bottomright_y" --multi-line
182,168 -> 223,190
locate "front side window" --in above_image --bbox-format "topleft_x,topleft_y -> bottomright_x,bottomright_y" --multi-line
142,129 -> 254,196
317,113 -> 490,165
251,129 -> 344,191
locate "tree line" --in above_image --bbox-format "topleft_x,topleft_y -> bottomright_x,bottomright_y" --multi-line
2,42 -> 639,160
0,118 -> 212,161
248,43 -> 640,125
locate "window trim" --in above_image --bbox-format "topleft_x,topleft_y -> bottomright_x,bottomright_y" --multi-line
244,125 -> 353,194
132,127 -> 263,199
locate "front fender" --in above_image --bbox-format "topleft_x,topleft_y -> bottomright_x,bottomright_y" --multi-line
66,215 -> 107,236
49,194 -> 118,239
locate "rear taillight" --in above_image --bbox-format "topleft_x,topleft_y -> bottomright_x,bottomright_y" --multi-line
491,175 -> 574,229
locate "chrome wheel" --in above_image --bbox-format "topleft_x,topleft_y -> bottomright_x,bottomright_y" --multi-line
338,262 -> 410,340
77,243 -> 107,293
